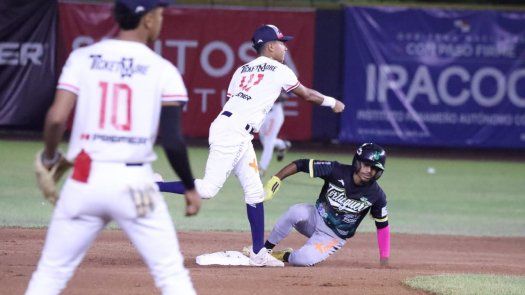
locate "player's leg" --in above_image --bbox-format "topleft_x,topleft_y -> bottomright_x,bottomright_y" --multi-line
258,110 -> 279,176
270,105 -> 289,162
287,213 -> 346,266
157,143 -> 243,196
233,143 -> 282,267
116,190 -> 195,295
266,203 -> 317,247
25,181 -> 106,295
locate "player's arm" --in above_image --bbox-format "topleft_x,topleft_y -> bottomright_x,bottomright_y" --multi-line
290,84 -> 345,113
372,200 -> 390,267
159,101 -> 200,216
264,159 -> 333,201
43,89 -> 77,167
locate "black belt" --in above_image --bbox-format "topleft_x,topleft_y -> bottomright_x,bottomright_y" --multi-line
126,163 -> 144,166
221,111 -> 255,134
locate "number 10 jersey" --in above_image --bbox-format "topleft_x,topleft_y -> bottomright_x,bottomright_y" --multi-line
57,39 -> 188,164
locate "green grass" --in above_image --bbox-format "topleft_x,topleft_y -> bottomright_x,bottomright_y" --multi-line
405,274 -> 525,295
1,139 -> 524,236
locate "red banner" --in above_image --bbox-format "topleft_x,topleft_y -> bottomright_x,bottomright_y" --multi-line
58,3 -> 315,140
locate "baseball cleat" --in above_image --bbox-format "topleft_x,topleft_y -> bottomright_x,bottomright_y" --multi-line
248,247 -> 284,267
276,140 -> 291,162
242,246 -> 251,257
270,248 -> 293,262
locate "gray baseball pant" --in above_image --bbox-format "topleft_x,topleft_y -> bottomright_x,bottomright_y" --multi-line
267,203 -> 345,266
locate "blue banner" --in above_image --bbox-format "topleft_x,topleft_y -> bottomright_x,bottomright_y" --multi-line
312,9 -> 344,140
341,6 -> 525,148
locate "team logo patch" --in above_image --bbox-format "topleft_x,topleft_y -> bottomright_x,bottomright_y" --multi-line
89,55 -> 149,78
326,183 -> 372,213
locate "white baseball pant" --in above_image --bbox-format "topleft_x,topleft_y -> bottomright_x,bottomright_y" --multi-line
25,162 -> 195,295
195,113 -> 264,205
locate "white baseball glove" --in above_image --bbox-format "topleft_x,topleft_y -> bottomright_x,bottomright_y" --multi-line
34,149 -> 72,205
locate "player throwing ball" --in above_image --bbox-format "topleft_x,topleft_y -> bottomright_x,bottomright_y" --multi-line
261,143 -> 390,267
157,24 -> 344,267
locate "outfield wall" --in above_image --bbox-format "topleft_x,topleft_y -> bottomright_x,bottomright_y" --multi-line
1,1 -> 524,148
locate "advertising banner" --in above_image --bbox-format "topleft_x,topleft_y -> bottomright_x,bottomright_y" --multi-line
341,7 -> 525,148
312,9 -> 344,141
58,3 -> 315,139
0,0 -> 57,127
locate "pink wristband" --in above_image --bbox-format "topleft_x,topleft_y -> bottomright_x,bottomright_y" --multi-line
377,225 -> 390,258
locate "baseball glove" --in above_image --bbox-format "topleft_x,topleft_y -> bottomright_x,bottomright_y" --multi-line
263,176 -> 282,202
34,150 -> 73,205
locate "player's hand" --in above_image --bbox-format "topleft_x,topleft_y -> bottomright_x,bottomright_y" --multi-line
263,176 -> 282,202
379,257 -> 389,268
332,100 -> 345,113
184,189 -> 201,216
34,149 -> 72,205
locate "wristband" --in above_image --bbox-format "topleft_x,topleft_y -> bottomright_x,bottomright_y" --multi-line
41,151 -> 61,166
321,96 -> 336,108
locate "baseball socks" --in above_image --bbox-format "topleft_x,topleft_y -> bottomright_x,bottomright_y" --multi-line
156,181 -> 186,194
246,202 -> 265,254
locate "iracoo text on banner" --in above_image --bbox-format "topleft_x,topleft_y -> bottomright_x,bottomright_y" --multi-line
341,6 -> 525,148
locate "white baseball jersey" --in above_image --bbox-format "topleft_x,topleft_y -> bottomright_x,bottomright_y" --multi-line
57,39 -> 188,163
223,56 -> 299,132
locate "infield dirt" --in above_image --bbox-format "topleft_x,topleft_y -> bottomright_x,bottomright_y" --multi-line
1,228 -> 524,294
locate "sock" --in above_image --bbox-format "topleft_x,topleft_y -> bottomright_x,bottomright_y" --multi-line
264,241 -> 275,250
246,202 -> 265,254
156,181 -> 186,194
283,252 -> 291,262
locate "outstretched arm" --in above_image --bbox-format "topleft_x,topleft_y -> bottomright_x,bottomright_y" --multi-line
264,159 -> 325,201
274,161 -> 299,180
291,84 -> 345,113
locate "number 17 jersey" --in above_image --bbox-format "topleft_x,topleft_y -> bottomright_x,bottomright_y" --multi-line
223,56 -> 299,132
57,39 -> 188,163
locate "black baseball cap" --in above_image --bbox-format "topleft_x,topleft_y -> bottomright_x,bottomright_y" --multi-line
115,0 -> 169,15
252,24 -> 293,49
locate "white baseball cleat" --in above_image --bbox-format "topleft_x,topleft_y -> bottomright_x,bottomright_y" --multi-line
249,247 -> 284,267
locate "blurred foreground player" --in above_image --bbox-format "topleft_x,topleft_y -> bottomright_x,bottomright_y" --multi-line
26,1 -> 200,294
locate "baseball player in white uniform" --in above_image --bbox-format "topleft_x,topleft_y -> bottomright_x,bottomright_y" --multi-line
258,92 -> 291,177
26,1 -> 200,294
157,24 -> 345,267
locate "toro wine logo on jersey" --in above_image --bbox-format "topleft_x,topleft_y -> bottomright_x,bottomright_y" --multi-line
326,183 -> 372,213
89,55 -> 149,78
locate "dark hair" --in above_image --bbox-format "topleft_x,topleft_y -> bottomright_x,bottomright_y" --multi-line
253,42 -> 269,55
113,2 -> 143,30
